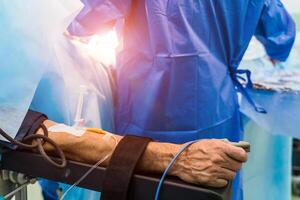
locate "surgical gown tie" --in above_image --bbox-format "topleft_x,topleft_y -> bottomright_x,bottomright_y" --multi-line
229,67 -> 267,114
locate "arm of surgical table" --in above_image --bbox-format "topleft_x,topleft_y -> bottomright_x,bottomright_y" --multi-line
0,150 -> 231,200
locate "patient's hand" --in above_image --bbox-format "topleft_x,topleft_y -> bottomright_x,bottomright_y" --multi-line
171,139 -> 247,187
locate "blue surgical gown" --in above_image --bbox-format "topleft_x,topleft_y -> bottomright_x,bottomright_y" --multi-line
68,0 -> 295,199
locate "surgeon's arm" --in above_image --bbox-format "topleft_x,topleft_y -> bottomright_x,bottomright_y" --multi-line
39,120 -> 247,188
255,0 -> 296,62
67,0 -> 132,37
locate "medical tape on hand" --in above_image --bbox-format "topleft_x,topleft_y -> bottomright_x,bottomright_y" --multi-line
48,124 -> 85,137
86,128 -> 115,143
103,132 -> 113,141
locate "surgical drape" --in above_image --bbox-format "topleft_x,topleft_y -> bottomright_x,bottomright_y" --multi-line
0,0 -> 115,199
0,1 -> 53,141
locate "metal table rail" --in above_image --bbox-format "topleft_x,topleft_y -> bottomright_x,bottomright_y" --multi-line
0,150 -> 231,200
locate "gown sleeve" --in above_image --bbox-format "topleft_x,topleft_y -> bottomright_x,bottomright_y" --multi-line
255,0 -> 296,61
67,0 -> 132,36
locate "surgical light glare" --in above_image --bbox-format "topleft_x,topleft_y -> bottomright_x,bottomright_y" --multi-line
86,30 -> 119,66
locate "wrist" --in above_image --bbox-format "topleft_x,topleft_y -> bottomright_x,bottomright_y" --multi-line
138,142 -> 182,174
156,143 -> 180,172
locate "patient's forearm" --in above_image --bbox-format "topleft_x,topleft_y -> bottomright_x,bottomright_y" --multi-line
40,120 -> 177,173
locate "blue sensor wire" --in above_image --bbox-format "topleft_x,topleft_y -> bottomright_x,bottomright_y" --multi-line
154,139 -> 201,200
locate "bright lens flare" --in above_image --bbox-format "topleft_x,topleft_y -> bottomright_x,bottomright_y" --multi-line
86,30 -> 119,66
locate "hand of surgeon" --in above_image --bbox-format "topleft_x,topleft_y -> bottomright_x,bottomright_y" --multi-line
38,120 -> 247,188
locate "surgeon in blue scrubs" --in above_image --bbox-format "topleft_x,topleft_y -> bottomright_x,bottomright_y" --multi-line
67,0 -> 295,199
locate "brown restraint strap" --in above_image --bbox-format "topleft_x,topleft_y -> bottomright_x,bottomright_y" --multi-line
101,135 -> 152,200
